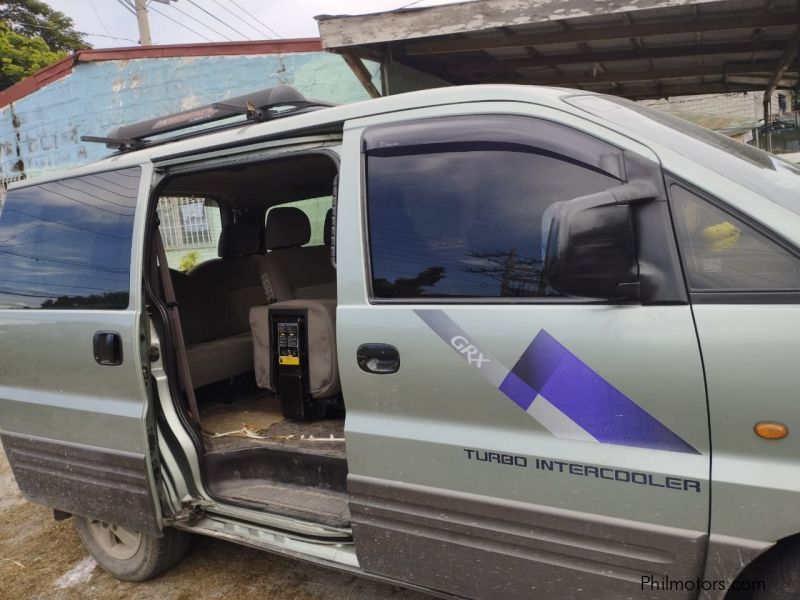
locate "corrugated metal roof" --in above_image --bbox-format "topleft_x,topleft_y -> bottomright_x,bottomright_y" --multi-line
318,0 -> 800,100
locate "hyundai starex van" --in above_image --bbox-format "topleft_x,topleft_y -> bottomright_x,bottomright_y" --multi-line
1,84 -> 799,600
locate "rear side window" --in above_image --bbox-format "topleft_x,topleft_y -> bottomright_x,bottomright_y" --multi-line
266,196 -> 332,247
671,184 -> 800,292
364,116 -> 622,299
157,196 -> 222,271
0,168 -> 140,309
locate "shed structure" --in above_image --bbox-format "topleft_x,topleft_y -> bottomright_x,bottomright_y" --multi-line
317,0 -> 800,118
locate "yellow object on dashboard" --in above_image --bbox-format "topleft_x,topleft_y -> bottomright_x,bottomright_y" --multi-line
702,221 -> 740,251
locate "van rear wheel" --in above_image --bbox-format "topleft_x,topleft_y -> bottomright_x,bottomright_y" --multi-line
74,515 -> 190,582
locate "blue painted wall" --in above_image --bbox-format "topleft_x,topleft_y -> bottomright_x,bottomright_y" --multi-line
0,51 -> 379,178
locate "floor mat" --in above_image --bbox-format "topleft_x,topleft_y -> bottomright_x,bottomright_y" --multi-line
201,395 -> 285,434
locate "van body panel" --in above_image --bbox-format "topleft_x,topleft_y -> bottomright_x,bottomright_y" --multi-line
0,165 -> 162,534
337,102 -> 711,598
692,304 -> 800,541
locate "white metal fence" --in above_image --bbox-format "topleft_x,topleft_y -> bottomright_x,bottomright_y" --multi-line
157,196 -> 221,251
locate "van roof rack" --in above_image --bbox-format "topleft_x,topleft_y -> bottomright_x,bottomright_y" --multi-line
81,84 -> 335,152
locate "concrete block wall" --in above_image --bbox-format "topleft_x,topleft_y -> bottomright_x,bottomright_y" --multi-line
640,91 -> 780,123
0,52 -> 375,179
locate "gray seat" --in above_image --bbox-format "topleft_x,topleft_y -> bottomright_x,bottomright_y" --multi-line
251,208 -> 339,400
250,299 -> 340,399
261,207 -> 336,301
173,222 -> 265,388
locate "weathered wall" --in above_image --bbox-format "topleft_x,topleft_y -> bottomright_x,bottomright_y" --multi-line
0,52 -> 375,179
640,92 -> 780,123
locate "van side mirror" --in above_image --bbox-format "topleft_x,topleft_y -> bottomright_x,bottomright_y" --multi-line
544,182 -> 656,300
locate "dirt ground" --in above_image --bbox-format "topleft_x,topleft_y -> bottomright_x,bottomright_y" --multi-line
0,447 -> 428,600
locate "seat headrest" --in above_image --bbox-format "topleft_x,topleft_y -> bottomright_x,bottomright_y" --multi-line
324,208 -> 333,247
265,207 -> 310,250
218,222 -> 259,258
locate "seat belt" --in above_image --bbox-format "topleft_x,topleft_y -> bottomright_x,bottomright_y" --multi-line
153,227 -> 201,425
260,270 -> 277,304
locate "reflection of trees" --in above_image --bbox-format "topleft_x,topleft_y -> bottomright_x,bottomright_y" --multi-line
374,266 -> 445,298
463,249 -> 544,297
40,291 -> 128,309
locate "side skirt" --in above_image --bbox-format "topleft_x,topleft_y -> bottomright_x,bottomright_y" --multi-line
1,431 -> 160,535
175,513 -> 458,600
349,474 -> 710,600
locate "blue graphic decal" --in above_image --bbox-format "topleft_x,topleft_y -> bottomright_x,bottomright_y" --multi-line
415,309 -> 699,455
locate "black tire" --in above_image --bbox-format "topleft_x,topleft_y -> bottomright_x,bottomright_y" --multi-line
731,538 -> 800,600
73,515 -> 190,582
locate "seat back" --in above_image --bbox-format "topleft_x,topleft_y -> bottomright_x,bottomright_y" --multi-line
188,222 -> 264,337
250,299 -> 339,399
262,207 -> 336,301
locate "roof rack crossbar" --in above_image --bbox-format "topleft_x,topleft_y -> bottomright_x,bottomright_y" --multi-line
81,84 -> 335,152
79,135 -> 144,152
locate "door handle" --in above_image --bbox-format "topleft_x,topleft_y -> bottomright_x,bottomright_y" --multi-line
357,343 -> 400,374
93,331 -> 123,366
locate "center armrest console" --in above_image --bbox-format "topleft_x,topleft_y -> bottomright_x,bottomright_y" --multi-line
249,299 -> 339,420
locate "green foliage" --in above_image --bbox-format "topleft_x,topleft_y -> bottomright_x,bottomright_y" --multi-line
0,21 -> 64,89
0,0 -> 88,89
178,251 -> 200,273
0,0 -> 86,52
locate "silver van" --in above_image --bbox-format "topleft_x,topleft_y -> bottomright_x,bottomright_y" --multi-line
1,84 -> 799,600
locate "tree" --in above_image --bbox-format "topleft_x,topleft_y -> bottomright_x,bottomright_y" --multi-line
0,1 -> 88,89
0,21 -> 62,89
1,0 -> 86,52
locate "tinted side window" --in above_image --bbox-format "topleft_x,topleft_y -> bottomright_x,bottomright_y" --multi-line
0,168 -> 140,309
671,184 -> 800,291
365,117 -> 622,299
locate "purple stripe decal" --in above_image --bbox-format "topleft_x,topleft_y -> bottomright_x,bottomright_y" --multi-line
508,330 -> 699,454
415,309 -> 699,454
497,371 -> 536,411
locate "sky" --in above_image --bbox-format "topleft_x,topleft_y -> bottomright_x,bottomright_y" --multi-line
45,0 -> 466,48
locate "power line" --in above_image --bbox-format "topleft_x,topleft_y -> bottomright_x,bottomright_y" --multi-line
166,1 -> 233,42
208,0 -> 269,39
116,0 -> 137,17
229,0 -> 282,39
146,2 -> 215,43
5,19 -> 139,44
184,0 -> 250,40
88,0 -> 112,35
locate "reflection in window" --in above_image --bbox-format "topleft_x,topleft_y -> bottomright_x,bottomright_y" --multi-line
671,185 -> 800,291
367,145 -> 620,299
0,168 -> 140,309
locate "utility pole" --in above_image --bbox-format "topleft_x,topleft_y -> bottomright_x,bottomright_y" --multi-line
134,0 -> 152,46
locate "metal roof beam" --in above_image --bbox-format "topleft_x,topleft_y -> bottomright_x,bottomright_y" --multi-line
340,49 -> 382,98
404,12 -> 797,55
765,28 -> 800,95
488,61 -> 778,86
446,41 -> 786,75
619,82 -> 767,99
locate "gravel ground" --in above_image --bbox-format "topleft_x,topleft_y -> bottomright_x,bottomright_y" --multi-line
0,447 -> 429,600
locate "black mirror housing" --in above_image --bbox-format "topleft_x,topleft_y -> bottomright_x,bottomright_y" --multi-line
545,184 -> 649,300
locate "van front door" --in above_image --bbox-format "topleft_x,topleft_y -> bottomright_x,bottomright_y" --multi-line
337,107 -> 710,599
0,166 -> 162,534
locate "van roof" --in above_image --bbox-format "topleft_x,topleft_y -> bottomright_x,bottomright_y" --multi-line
10,85 -> 580,189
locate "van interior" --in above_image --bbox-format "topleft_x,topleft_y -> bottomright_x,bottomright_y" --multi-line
151,152 -> 349,528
